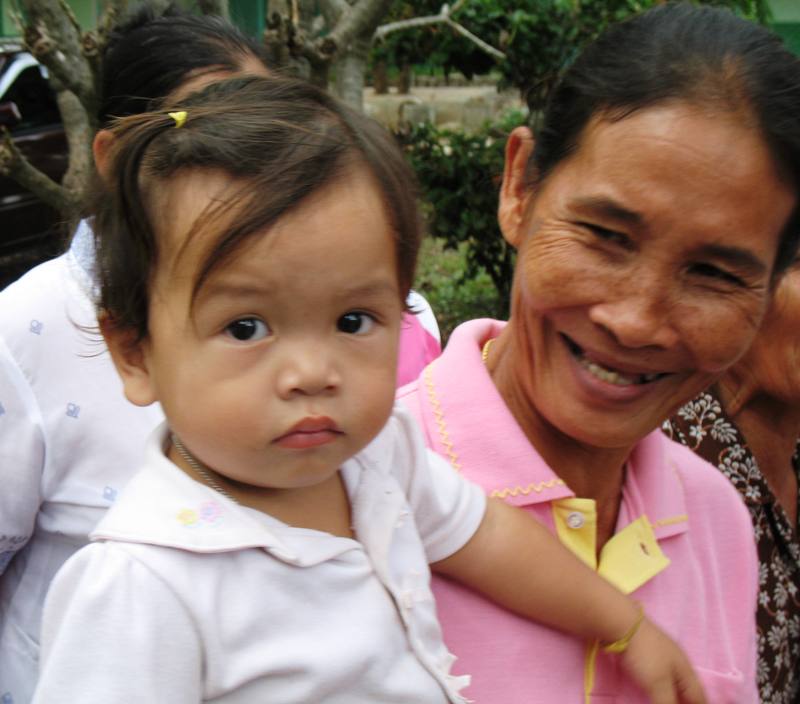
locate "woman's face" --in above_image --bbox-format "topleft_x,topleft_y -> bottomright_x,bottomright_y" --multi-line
500,102 -> 796,450
736,264 -> 800,404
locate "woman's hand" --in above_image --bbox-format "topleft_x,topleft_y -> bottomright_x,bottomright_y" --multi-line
619,617 -> 707,704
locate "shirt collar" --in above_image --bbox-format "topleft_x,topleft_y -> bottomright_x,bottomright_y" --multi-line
90,423 -> 362,567
422,318 -> 572,505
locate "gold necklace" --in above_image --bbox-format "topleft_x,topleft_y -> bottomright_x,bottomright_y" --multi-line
171,434 -> 238,504
481,338 -> 495,365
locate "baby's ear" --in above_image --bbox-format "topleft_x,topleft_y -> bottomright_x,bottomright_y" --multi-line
99,313 -> 158,407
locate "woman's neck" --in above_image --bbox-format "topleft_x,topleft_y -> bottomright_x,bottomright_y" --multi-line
488,329 -> 630,549
717,378 -> 800,527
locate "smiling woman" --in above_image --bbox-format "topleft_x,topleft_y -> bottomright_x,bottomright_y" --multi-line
398,3 -> 800,702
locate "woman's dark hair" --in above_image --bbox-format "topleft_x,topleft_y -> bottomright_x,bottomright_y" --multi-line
99,3 -> 267,126
531,2 -> 800,274
94,75 -> 422,340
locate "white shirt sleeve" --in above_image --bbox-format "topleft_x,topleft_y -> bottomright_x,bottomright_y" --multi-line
34,543 -> 203,703
405,290 -> 441,344
389,406 -> 486,564
0,337 -> 44,574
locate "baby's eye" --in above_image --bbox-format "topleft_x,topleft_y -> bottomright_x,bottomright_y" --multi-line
224,318 -> 270,341
337,312 -> 375,335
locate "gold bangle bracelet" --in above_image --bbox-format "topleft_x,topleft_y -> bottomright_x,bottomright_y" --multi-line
602,602 -> 645,654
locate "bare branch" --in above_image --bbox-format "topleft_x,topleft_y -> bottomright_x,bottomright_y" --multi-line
314,0 -> 394,60
20,0 -> 96,119
56,0 -> 81,38
375,14 -> 445,36
0,129 -> 80,214
321,0 -> 350,22
53,86 -> 93,197
444,17 -> 505,60
374,5 -> 505,61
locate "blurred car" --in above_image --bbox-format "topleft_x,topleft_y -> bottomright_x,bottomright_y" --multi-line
0,43 -> 70,288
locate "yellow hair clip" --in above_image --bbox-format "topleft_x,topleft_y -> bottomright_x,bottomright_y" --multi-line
168,111 -> 187,128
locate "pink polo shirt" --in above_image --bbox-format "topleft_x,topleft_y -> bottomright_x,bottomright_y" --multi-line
398,319 -> 759,704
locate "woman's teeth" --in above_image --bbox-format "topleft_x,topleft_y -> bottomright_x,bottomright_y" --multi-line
578,355 -> 662,386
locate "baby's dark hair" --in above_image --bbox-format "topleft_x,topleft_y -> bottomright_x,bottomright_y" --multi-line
93,75 -> 422,340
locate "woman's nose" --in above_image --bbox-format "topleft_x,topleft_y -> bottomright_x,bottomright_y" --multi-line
588,291 -> 680,350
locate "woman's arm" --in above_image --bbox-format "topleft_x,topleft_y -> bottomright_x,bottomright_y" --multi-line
433,498 -> 707,704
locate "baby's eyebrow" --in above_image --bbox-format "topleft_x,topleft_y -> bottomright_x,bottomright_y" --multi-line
336,281 -> 399,299
199,281 -> 275,301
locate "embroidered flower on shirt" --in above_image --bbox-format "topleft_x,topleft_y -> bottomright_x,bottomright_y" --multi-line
102,486 -> 118,502
29,320 -> 43,335
2,691 -> 13,704
66,403 -> 80,419
199,501 -> 222,523
177,509 -> 199,526
177,500 -> 224,527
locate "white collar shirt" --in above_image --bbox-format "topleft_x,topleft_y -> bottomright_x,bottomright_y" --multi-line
34,408 -> 485,703
0,222 -> 163,703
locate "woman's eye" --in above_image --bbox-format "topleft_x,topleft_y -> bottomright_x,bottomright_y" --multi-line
337,312 -> 375,335
224,318 -> 270,341
580,223 -> 631,249
689,263 -> 745,287
589,224 -> 629,247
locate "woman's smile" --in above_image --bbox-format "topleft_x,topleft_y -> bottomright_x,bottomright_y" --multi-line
561,333 -> 672,403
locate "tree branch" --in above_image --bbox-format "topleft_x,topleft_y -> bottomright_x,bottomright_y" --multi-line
20,0 -> 97,121
314,0 -> 394,60
374,5 -> 505,61
443,17 -> 505,60
321,0 -> 350,22
0,128 -> 80,213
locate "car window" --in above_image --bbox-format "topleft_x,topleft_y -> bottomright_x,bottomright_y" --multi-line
3,65 -> 60,132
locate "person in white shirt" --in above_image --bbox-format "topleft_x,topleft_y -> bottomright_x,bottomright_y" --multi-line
32,74 -> 706,703
0,9 -> 272,703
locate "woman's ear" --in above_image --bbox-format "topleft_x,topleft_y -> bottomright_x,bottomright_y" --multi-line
99,314 -> 158,407
92,129 -> 114,181
498,126 -> 536,249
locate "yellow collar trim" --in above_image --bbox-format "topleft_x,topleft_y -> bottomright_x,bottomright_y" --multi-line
552,498 -> 671,595
490,478 -> 567,499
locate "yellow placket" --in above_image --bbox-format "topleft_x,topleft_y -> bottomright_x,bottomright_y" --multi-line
551,498 -> 671,703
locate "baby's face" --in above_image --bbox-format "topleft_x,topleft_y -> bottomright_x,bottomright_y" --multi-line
129,167 -> 403,492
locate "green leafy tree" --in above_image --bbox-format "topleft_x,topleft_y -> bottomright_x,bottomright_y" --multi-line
398,110 -> 523,311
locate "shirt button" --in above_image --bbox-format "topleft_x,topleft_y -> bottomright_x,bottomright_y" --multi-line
566,511 -> 585,529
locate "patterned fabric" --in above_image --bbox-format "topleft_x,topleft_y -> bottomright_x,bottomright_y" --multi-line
664,390 -> 800,704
